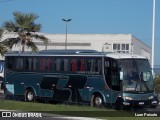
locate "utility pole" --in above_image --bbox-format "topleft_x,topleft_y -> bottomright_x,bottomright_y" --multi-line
62,19 -> 72,50
151,0 -> 156,73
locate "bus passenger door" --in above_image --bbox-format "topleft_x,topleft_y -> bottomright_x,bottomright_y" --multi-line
104,58 -> 121,104
55,75 -> 72,101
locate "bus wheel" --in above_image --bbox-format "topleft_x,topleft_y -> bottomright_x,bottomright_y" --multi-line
115,97 -> 124,110
25,89 -> 35,102
92,95 -> 103,108
150,105 -> 157,108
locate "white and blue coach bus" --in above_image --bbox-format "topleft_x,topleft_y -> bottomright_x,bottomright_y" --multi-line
4,50 -> 159,109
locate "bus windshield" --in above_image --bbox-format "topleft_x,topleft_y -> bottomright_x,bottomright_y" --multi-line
119,59 -> 153,92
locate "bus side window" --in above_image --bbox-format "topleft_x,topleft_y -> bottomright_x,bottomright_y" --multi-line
113,65 -> 120,90
52,59 -> 55,72
15,58 -> 19,70
104,59 -> 112,87
6,57 -> 13,70
20,58 -> 24,70
77,59 -> 80,71
39,58 -> 46,71
80,59 -> 85,71
23,58 -> 28,71
46,58 -> 53,72
71,59 -> 77,72
76,59 -> 85,72
60,58 -> 64,71
112,60 -> 119,86
86,59 -> 91,71
33,58 -> 38,71
28,58 -> 33,71
64,59 -> 69,72
55,58 -> 61,71
90,59 -> 95,72
97,59 -> 102,73
15,57 -> 23,71
106,59 -> 120,91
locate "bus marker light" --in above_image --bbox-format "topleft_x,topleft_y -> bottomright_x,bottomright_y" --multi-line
104,85 -> 109,90
124,96 -> 133,100
86,86 -> 90,89
139,102 -> 144,105
36,83 -> 40,86
152,101 -> 157,104
148,96 -> 154,99
123,102 -> 130,105
105,94 -> 109,97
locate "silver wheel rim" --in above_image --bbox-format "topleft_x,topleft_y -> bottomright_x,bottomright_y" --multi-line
95,97 -> 102,106
27,91 -> 34,101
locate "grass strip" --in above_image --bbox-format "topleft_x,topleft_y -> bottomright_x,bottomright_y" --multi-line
0,100 -> 159,120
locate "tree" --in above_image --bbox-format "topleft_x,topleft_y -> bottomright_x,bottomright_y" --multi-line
2,11 -> 48,52
0,29 -> 8,56
154,75 -> 160,100
154,75 -> 160,86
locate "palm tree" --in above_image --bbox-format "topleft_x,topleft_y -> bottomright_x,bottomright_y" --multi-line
2,11 -> 48,52
0,29 -> 8,56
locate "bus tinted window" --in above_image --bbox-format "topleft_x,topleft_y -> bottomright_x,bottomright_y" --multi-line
46,58 -> 53,72
39,58 -> 47,71
6,57 -> 14,70
39,57 -> 54,72
28,58 -> 33,71
64,59 -> 69,72
78,59 -> 85,72
60,58 -> 64,71
5,56 -> 102,74
76,58 -> 102,74
55,58 -> 61,71
104,58 -> 120,91
71,59 -> 77,72
33,58 -> 38,71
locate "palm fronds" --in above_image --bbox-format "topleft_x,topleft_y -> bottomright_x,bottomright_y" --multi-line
0,43 -> 8,56
0,29 -> 8,56
2,11 -> 48,52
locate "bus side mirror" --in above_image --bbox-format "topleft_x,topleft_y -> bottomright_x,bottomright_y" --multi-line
120,71 -> 124,81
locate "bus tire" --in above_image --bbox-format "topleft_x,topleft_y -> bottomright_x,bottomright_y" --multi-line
115,97 -> 124,110
92,94 -> 104,108
25,89 -> 35,102
150,105 -> 157,108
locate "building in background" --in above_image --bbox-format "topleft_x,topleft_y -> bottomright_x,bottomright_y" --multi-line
0,33 -> 151,63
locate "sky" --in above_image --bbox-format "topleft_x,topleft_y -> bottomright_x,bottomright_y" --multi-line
0,0 -> 160,65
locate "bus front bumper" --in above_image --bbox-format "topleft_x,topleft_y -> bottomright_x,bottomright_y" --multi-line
123,99 -> 159,107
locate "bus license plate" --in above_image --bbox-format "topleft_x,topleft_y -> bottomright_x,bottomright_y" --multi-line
152,101 -> 157,104
139,102 -> 144,105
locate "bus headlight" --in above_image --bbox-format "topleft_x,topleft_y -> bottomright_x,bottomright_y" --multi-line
124,96 -> 133,100
148,96 -> 154,100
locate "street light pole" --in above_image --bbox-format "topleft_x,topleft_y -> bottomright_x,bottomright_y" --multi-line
151,0 -> 156,73
62,19 -> 72,50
